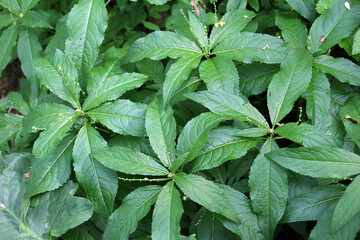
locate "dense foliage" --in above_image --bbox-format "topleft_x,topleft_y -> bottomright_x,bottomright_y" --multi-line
1,0 -> 360,239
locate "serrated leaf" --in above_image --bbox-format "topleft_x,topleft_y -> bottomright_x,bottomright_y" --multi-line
199,56 -> 239,95
332,175 -> 360,231
238,63 -> 279,97
0,0 -> 21,15
249,138 -> 287,240
191,127 -> 258,172
146,97 -> 176,168
209,9 -> 256,49
286,0 -> 316,22
232,127 -> 268,137
22,10 -> 53,29
275,123 -> 333,147
163,56 -> 201,105
152,181 -> 183,240
188,11 -> 208,51
176,112 -> 229,169
45,15 -> 68,56
266,146 -> 360,178
26,134 -> 76,198
103,185 -> 162,240
309,0 -> 360,53
65,0 -> 107,88
313,55 -> 360,86
186,91 -> 269,129
20,0 -> 40,12
267,48 -> 312,125
213,32 -> 287,64
340,96 -> 360,148
275,13 -> 307,49
125,31 -> 203,63
92,146 -> 169,176
175,173 -> 262,240
302,70 -> 331,130
73,123 -> 118,218
87,99 -> 147,137
83,72 -> 148,110
32,50 -> 81,108
0,25 -> 18,75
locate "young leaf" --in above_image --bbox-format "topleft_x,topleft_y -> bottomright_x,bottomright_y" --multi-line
26,134 -> 76,198
199,56 -> 239,95
282,185 -> 344,223
65,0 -> 108,88
209,9 -> 256,49
309,0 -> 360,53
0,0 -> 21,16
0,25 -> 18,75
186,91 -> 269,129
213,32 -> 287,64
103,185 -> 162,240
176,112 -> 229,169
267,48 -> 312,125
124,31 -> 203,63
152,181 -> 183,240
163,56 -> 201,106
20,0 -> 40,12
188,11 -> 208,51
266,146 -> 360,178
275,123 -> 333,147
73,123 -> 118,218
238,63 -> 279,97
275,13 -> 308,49
32,50 -> 81,109
332,175 -> 360,231
285,0 -> 316,22
340,96 -> 360,148
146,97 -> 176,168
83,72 -> 148,111
87,99 -> 147,137
249,138 -> 287,240
312,55 -> 360,86
92,146 -> 169,176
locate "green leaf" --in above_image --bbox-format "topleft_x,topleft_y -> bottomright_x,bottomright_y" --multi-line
188,11 -> 208,51
309,0 -> 360,53
352,28 -> 360,55
275,13 -> 308,49
45,15 -> 68,56
136,59 -> 165,84
286,0 -> 316,22
232,127 -> 269,137
209,9 -> 256,49
0,13 -> 12,30
282,185 -> 344,223
32,111 -> 79,159
32,50 -> 81,109
146,0 -> 169,5
288,171 -> 318,200
22,103 -> 75,133
108,135 -> 156,158
176,112 -> 229,169
25,134 -> 76,198
20,0 -> 40,12
83,72 -> 148,111
146,97 -> 176,169
103,185 -> 162,240
87,99 -> 147,137
62,227 -> 95,240
238,63 -> 279,97
163,56 -> 201,105
0,0 -> 21,15
266,146 -> 360,178
73,123 -> 118,218
175,173 -> 262,240
340,96 -> 360,148
8,91 -> 30,115
302,70 -> 331,130
0,114 -> 22,145
186,91 -> 269,129
24,181 -> 93,237
275,123 -> 333,147
267,48 -> 312,125
316,0 -> 336,14
332,175 -> 360,231
92,146 -> 169,176
0,25 -> 18,75
65,0 -> 108,88
22,10 -> 53,29
152,181 -> 183,240
213,32 -> 287,64
312,55 -> 360,86
191,127 -> 258,172
199,56 -> 239,95
249,138 -> 287,240
125,31 -> 203,63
